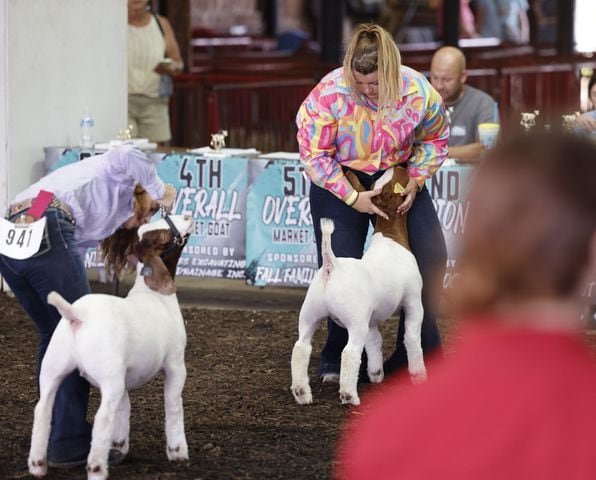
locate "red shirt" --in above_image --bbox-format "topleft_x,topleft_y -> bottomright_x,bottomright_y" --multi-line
337,322 -> 596,480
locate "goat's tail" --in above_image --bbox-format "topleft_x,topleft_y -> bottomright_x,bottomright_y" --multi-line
47,291 -> 82,328
320,218 -> 336,279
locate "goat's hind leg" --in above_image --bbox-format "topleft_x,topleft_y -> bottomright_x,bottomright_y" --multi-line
364,326 -> 384,384
87,380 -> 126,480
339,324 -> 368,406
291,298 -> 325,404
29,338 -> 77,478
403,297 -> 427,384
111,391 -> 130,455
163,356 -> 189,461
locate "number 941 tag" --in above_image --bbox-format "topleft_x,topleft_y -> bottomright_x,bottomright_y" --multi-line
0,216 -> 47,260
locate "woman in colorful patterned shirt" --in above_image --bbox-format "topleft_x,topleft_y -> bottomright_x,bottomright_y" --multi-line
296,23 -> 449,382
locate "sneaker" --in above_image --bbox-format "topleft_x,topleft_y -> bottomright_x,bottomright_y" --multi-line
321,372 -> 340,384
48,449 -> 126,469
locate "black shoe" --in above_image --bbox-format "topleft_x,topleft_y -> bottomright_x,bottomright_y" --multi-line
48,456 -> 87,469
48,449 -> 126,469
108,449 -> 126,466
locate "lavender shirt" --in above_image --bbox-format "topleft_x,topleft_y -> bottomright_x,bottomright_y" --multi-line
15,146 -> 165,248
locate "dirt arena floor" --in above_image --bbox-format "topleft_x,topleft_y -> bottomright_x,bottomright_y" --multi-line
1,278 -> 595,480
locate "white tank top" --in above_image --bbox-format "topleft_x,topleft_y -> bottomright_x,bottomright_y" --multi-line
128,15 -> 166,97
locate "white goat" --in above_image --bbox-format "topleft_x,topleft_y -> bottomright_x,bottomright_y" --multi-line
291,167 -> 426,406
28,215 -> 194,480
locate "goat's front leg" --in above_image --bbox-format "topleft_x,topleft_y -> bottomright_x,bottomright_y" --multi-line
163,357 -> 189,461
364,326 -> 384,384
87,381 -> 125,480
291,299 -> 325,404
339,325 -> 368,405
111,391 -> 130,455
403,298 -> 427,384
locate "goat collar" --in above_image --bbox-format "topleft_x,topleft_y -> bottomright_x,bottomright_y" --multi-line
164,214 -> 184,246
160,214 -> 188,259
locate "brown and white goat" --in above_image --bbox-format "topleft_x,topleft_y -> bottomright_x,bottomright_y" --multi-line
291,167 -> 426,406
28,215 -> 194,480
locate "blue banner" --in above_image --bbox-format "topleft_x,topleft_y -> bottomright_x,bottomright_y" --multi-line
158,153 -> 249,280
245,159 -> 317,287
45,149 -> 476,289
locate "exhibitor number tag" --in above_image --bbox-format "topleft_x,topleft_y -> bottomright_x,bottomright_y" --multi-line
0,217 -> 47,259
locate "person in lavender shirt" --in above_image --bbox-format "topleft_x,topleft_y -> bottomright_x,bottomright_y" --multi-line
0,145 -> 176,468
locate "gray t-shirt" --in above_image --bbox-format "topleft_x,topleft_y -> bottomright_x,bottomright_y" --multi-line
447,85 -> 498,147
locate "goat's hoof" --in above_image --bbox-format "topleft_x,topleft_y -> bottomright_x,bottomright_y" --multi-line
111,439 -> 130,455
410,370 -> 427,385
368,369 -> 384,383
86,462 -> 107,480
339,391 -> 360,406
167,443 -> 189,461
28,457 -> 47,477
291,385 -> 313,404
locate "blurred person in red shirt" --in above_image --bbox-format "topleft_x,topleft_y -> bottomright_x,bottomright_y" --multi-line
335,131 -> 596,480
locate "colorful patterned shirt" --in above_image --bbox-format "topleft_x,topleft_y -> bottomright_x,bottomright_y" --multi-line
296,66 -> 449,204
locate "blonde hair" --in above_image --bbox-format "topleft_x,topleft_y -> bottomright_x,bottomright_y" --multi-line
100,185 -> 154,277
343,23 -> 402,110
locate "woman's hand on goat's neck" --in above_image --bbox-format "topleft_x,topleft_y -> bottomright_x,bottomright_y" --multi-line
352,189 -> 389,219
396,178 -> 419,215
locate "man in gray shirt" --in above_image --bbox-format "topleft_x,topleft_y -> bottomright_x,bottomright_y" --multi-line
430,46 -> 499,163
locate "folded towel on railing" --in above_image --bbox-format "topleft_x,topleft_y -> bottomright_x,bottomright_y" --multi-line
188,147 -> 260,157
94,139 -> 157,150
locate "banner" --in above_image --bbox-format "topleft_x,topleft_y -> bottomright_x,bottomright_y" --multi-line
45,149 -> 476,289
426,165 -> 475,289
245,159 -> 317,287
157,153 -> 249,280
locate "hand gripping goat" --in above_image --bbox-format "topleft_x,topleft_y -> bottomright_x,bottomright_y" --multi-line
28,215 -> 194,480
291,167 -> 426,406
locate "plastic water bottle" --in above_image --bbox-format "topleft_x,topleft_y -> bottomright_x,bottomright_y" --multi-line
79,112 -> 95,148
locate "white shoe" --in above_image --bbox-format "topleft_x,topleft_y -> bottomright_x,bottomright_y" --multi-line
321,373 -> 340,384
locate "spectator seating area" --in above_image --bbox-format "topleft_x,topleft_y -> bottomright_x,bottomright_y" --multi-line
169,40 -> 596,151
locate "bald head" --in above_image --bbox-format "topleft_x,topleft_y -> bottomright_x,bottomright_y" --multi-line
430,47 -> 468,104
431,47 -> 466,73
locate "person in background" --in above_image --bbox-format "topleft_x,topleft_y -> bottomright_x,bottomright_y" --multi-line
430,46 -> 499,163
475,0 -> 530,44
336,132 -> 596,479
576,75 -> 596,134
427,0 -> 480,39
296,23 -> 449,383
529,0 -> 556,44
0,146 -> 176,468
128,0 -> 183,145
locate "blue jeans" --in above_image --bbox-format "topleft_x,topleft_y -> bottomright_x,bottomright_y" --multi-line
0,208 -> 92,462
310,172 -> 447,378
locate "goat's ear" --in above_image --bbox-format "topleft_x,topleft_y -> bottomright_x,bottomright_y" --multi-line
373,167 -> 410,214
392,166 -> 409,190
142,254 -> 176,295
133,232 -> 176,295
345,170 -> 367,193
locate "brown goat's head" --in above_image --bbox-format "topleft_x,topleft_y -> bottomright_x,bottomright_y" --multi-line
371,167 -> 410,217
134,215 -> 194,295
